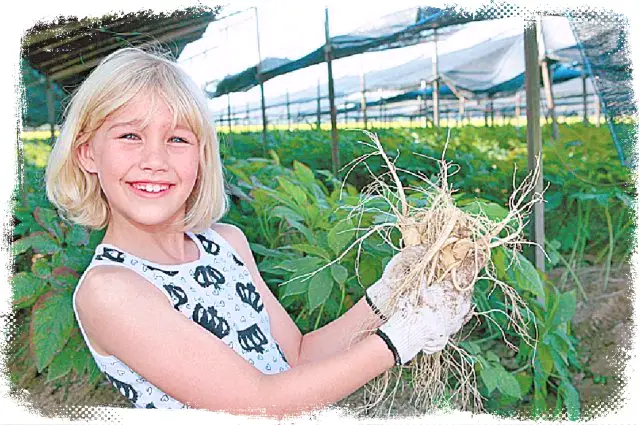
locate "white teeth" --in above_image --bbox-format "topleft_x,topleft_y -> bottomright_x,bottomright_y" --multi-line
132,183 -> 169,193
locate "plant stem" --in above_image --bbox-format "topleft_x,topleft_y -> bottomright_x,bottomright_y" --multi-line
314,302 -> 325,330
603,205 -> 613,291
549,242 -> 588,301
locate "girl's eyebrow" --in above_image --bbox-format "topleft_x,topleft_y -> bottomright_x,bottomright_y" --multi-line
106,120 -> 194,134
107,119 -> 143,132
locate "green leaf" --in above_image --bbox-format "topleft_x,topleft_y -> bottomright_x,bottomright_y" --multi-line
330,264 -> 349,285
486,350 -> 500,364
72,346 -> 91,376
480,365 -> 499,393
538,343 -> 554,376
250,243 -> 289,259
46,342 -> 76,382
463,200 -> 510,222
308,268 -> 334,312
559,381 -> 581,420
281,275 -> 309,298
515,371 -> 533,396
29,290 -> 75,372
33,206 -> 64,241
551,290 -> 577,328
12,272 -> 47,309
65,225 -> 90,246
496,368 -> 522,399
277,176 -> 308,205
513,252 -> 546,304
327,219 -> 355,256
292,161 -> 316,188
51,266 -> 80,290
87,359 -> 104,386
13,231 -> 61,256
271,205 -> 304,223
288,244 -> 331,261
53,246 -> 94,273
275,256 -> 324,273
31,257 -> 52,279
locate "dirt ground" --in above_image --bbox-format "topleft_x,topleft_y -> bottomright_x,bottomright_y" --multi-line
5,263 -> 634,421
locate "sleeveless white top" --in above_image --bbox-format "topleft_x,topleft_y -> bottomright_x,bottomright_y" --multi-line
72,228 -> 291,409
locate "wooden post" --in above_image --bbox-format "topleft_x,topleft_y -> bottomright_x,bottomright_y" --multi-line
360,73 -> 367,129
324,7 -> 339,175
432,29 -> 440,127
524,19 -> 545,272
46,77 -> 55,144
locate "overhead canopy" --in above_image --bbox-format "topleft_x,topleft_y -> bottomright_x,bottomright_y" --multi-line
221,17 -> 588,120
22,6 -> 220,128
207,6 -> 504,98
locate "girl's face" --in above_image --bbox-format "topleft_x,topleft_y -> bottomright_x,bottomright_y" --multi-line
77,91 -> 200,231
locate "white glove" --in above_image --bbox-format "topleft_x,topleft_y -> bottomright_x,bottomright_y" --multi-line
375,296 -> 449,366
366,246 -> 425,321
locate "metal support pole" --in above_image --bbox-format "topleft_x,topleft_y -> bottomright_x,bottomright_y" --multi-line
432,29 -> 440,127
253,7 -> 267,153
458,97 -> 465,127
541,59 -> 560,140
226,94 -> 233,152
490,97 -> 495,126
46,77 -> 55,144
324,7 -> 339,175
344,101 -> 348,125
360,73 -> 367,129
286,91 -> 291,130
595,94 -> 601,127
524,19 -> 545,272
515,91 -> 521,127
582,72 -> 588,125
316,80 -> 321,130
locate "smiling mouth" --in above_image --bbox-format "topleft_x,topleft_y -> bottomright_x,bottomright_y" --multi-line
128,182 -> 174,195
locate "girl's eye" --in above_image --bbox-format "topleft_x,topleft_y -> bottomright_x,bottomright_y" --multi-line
170,136 -> 189,144
119,133 -> 140,141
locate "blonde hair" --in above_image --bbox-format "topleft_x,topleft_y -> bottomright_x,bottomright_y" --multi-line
45,47 -> 228,233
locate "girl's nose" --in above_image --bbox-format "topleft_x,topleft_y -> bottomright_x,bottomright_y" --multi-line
139,140 -> 169,172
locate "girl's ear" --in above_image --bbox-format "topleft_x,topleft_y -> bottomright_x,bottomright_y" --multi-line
76,140 -> 98,174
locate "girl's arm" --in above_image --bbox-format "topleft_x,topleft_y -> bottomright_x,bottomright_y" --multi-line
213,223 -> 385,366
76,266 -> 395,418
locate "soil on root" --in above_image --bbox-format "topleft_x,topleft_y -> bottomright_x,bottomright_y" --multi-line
4,264 -> 634,421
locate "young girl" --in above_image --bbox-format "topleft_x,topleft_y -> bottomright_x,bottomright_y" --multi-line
45,47 -> 470,417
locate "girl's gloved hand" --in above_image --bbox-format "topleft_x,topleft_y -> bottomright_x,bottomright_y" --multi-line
375,295 -> 449,366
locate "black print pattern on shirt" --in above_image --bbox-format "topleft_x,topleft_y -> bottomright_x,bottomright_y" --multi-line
192,303 -> 230,339
163,284 -> 188,310
144,264 -> 179,276
237,324 -> 268,354
95,247 -> 125,263
232,254 -> 244,266
145,402 -> 156,409
236,282 -> 264,313
105,373 -> 138,404
195,234 -> 220,255
193,265 -> 225,289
